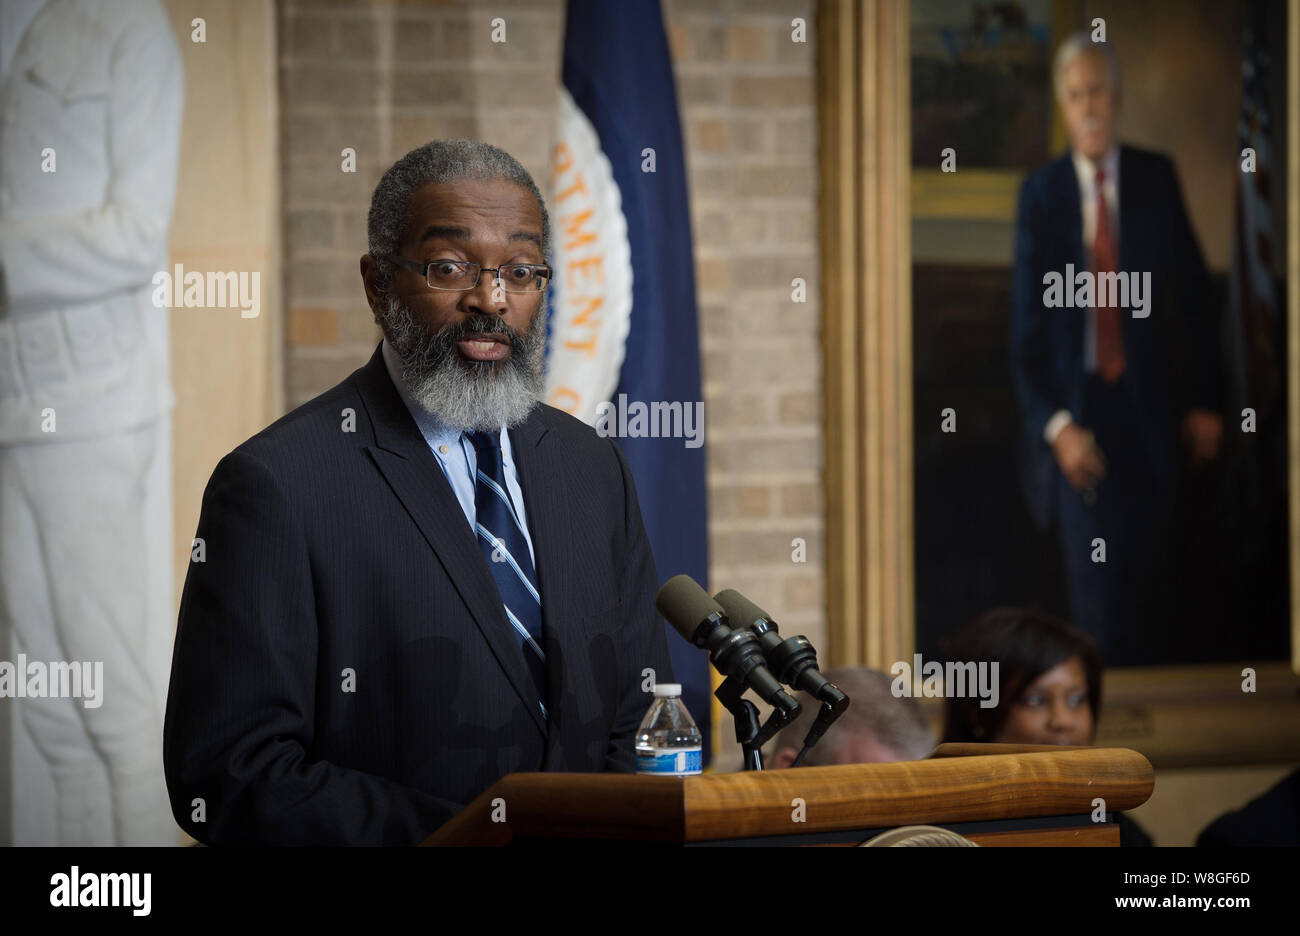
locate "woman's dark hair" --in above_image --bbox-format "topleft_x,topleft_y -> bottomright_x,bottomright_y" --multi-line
939,607 -> 1102,744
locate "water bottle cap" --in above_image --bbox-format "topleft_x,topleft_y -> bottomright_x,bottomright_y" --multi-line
653,683 -> 682,697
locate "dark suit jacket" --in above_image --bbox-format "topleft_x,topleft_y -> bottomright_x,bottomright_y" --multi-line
1010,144 -> 1222,530
1197,767 -> 1300,847
164,343 -> 674,845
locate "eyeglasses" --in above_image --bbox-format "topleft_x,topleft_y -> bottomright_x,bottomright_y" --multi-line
389,255 -> 552,293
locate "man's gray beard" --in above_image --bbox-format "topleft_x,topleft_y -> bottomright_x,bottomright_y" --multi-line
378,293 -> 547,432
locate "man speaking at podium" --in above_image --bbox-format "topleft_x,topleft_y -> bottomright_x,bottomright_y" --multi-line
164,140 -> 673,845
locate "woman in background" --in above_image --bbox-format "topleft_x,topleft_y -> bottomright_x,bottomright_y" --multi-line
940,607 -> 1153,846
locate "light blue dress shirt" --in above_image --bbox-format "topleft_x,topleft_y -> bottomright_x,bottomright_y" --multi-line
381,338 -> 536,565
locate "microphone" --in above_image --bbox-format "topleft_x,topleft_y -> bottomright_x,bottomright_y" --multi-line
714,589 -> 850,765
655,575 -> 800,718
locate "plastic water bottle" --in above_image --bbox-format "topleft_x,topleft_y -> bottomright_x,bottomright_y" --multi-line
635,683 -> 703,776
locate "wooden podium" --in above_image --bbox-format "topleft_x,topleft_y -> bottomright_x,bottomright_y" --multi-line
422,744 -> 1154,846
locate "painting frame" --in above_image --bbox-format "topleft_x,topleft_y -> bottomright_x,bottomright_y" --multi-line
819,0 -> 1300,769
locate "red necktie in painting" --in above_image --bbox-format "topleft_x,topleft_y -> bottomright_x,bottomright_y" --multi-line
1093,168 -> 1125,382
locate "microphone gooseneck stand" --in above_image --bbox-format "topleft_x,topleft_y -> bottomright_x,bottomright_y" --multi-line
714,589 -> 852,770
715,673 -> 799,771
652,576 -> 810,772
754,626 -> 850,767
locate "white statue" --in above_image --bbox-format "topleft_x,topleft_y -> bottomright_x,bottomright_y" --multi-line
0,0 -> 183,844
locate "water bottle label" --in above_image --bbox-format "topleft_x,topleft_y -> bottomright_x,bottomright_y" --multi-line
636,747 -> 702,776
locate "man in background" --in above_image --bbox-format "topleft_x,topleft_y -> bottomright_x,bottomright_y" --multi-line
1010,33 -> 1223,666
769,667 -> 935,768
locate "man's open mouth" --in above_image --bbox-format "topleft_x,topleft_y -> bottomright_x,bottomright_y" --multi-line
456,336 -> 511,362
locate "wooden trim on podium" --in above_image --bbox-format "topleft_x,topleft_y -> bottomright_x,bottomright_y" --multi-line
423,746 -> 1152,846
818,0 -> 914,670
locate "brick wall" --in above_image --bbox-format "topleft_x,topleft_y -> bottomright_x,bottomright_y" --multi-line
278,0 -> 823,768
280,0 -> 553,403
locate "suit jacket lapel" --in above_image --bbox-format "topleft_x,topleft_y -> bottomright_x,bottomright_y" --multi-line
1116,145 -> 1138,349
1057,153 -> 1086,372
353,344 -> 546,738
1059,153 -> 1084,270
1117,145 -> 1134,275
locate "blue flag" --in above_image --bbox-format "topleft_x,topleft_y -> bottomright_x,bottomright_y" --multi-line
546,0 -> 711,762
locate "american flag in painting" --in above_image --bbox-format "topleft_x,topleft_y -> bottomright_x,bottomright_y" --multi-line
1227,0 -> 1281,425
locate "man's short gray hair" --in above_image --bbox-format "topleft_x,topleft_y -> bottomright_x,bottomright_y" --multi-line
1053,30 -> 1121,101
772,666 -> 936,766
366,139 -> 552,292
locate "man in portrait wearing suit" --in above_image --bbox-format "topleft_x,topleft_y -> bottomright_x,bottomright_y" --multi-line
164,139 -> 674,845
1010,35 -> 1223,666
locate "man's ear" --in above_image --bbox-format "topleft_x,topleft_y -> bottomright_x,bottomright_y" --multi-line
771,747 -> 798,769
360,254 -> 387,320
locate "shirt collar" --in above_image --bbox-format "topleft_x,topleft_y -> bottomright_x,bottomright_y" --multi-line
380,337 -> 506,449
1072,144 -> 1120,189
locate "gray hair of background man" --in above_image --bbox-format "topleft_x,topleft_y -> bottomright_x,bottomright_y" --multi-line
771,667 -> 935,766
366,139 -> 553,292
1052,30 -> 1121,102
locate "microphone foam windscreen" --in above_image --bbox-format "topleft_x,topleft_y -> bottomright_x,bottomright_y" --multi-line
655,575 -> 725,641
714,588 -> 773,630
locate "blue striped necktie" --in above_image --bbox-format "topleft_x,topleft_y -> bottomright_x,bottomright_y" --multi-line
465,430 -> 547,717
